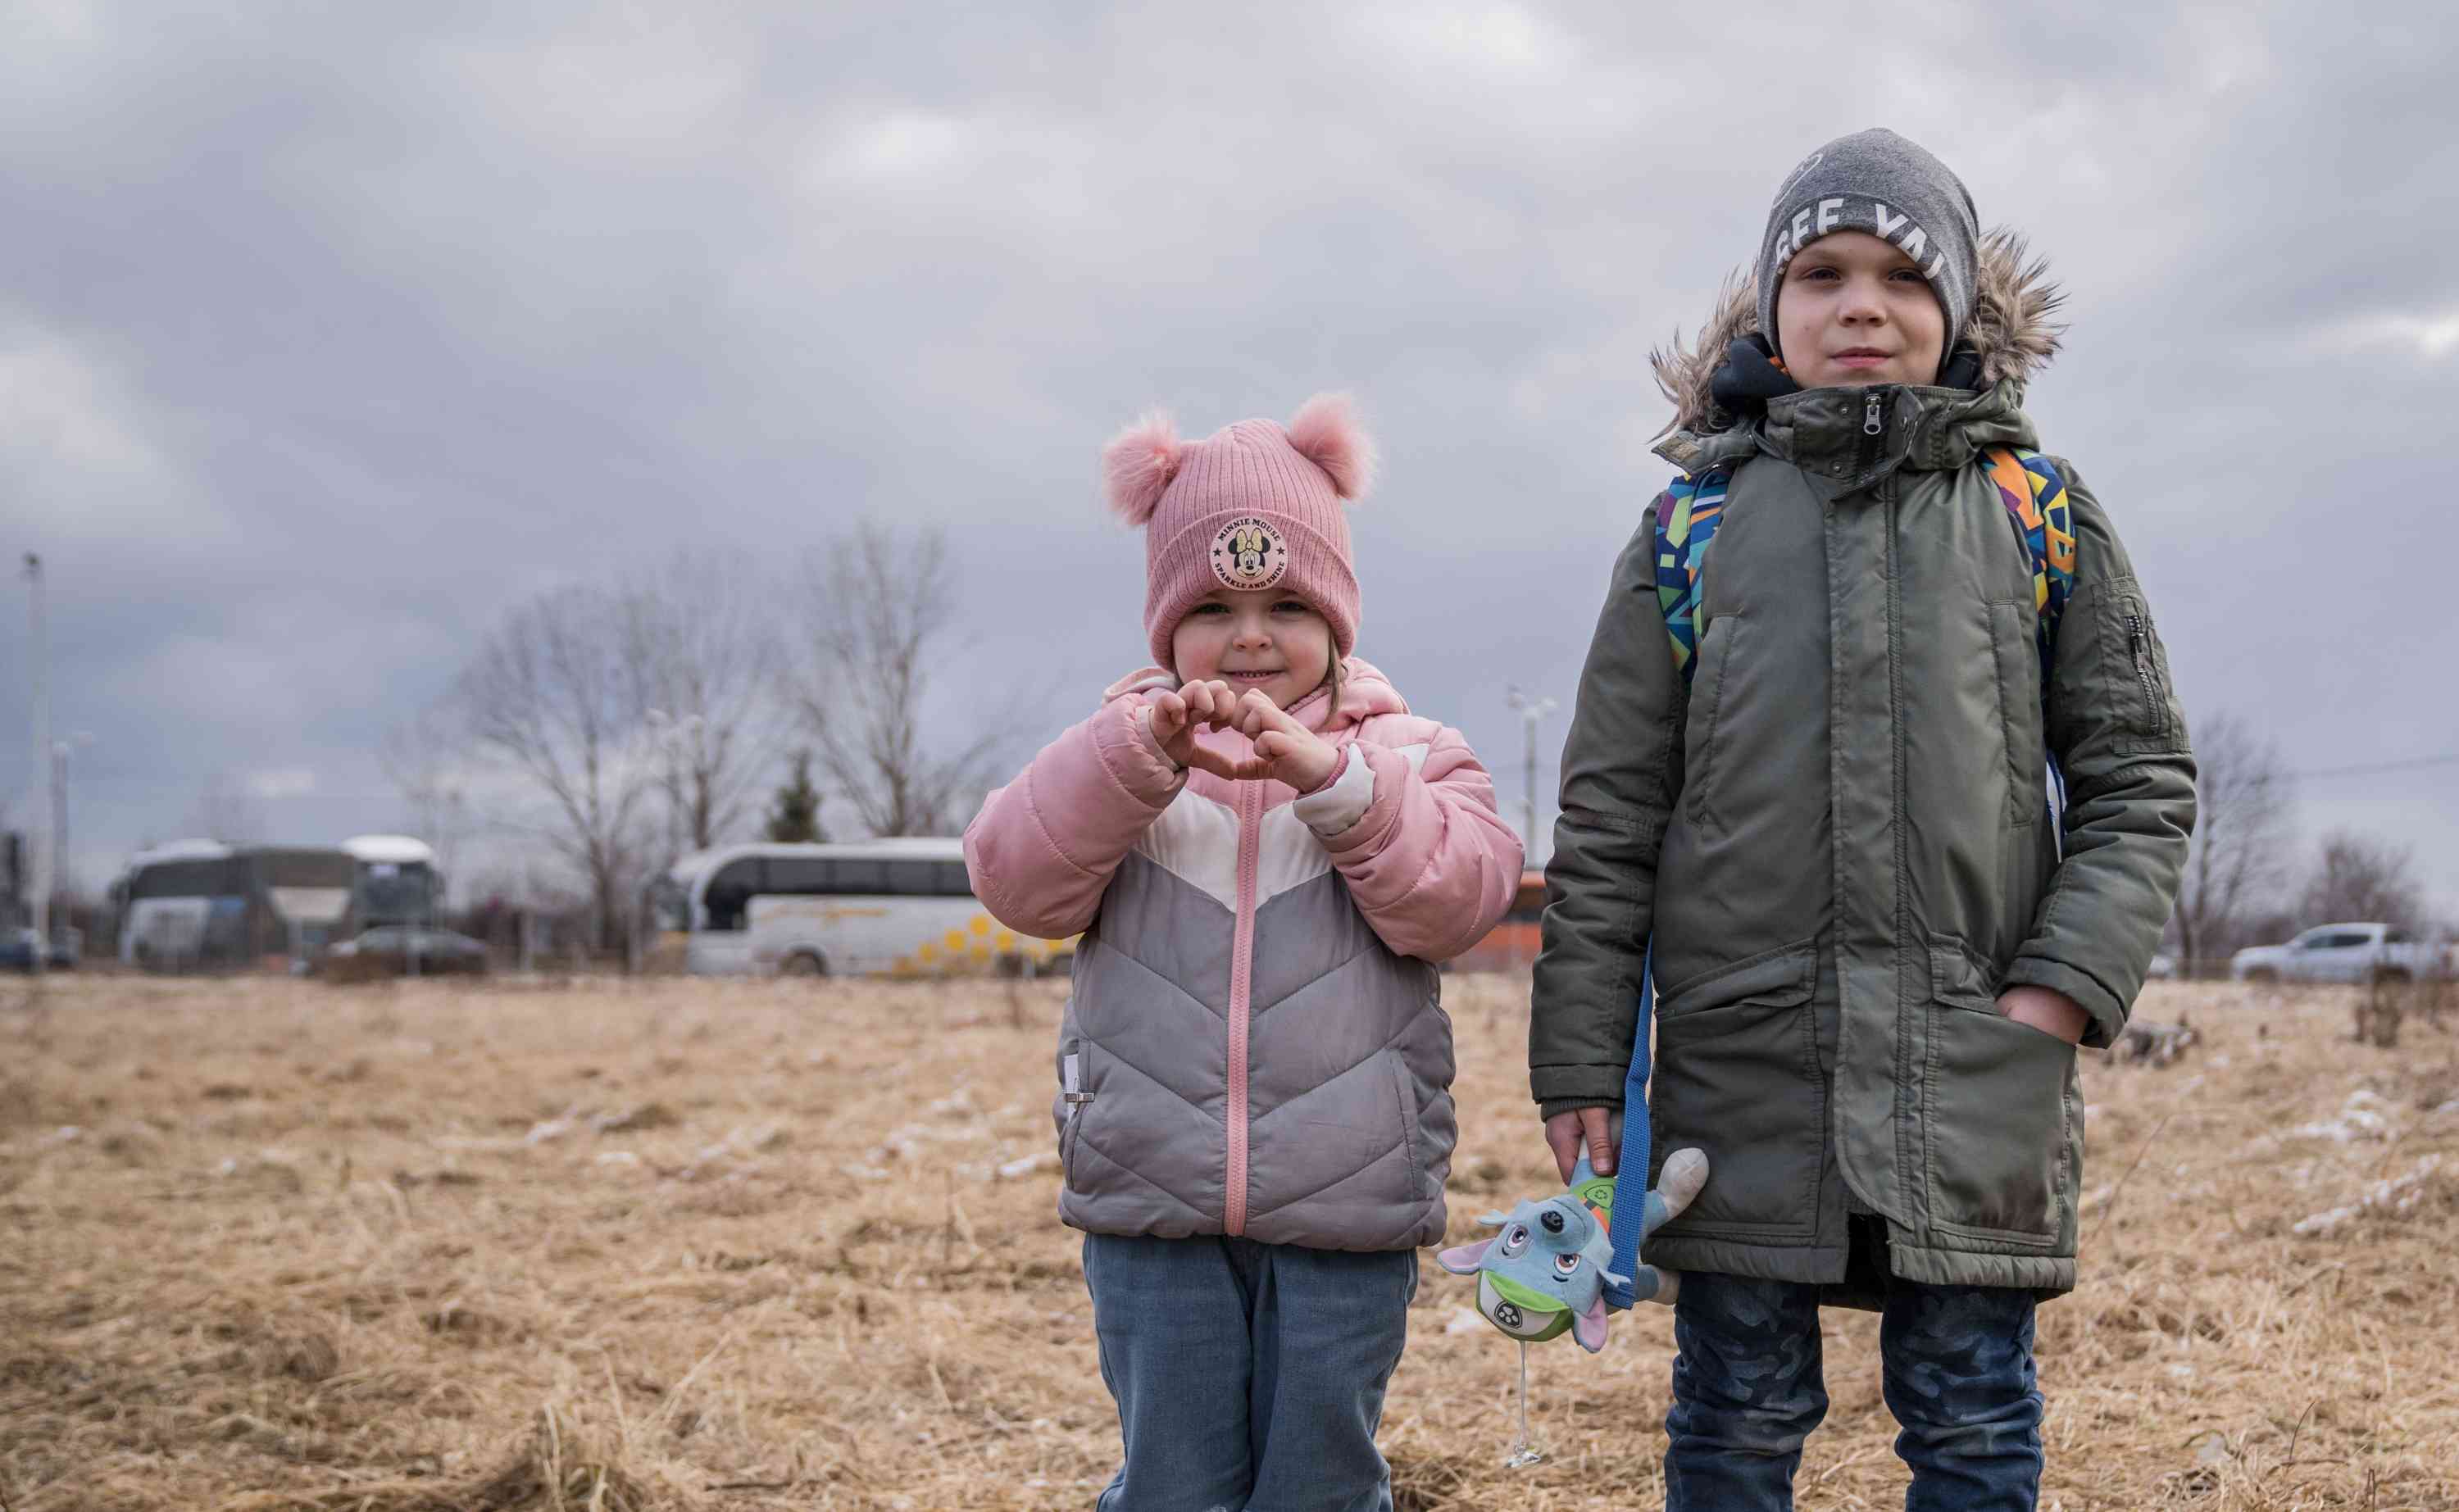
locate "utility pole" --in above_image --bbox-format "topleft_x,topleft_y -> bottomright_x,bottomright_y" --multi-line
51,732 -> 89,932
1505,687 -> 1557,860
1505,688 -> 1557,973
23,554 -> 48,983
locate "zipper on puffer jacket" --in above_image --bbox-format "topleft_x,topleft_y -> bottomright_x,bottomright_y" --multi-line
1223,779 -> 1262,1235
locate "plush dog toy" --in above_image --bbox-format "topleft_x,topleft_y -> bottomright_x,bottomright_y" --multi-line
1436,1147 -> 1708,1352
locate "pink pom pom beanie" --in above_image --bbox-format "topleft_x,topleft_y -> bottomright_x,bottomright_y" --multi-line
1102,392 -> 1375,672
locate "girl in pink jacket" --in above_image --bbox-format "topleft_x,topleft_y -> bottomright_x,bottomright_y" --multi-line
965,394 -> 1522,1511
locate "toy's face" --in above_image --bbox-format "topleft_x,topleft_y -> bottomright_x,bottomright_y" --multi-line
1439,1187 -> 1624,1351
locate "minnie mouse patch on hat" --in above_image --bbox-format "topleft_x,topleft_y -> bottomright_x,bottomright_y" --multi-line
1211,516 -> 1289,591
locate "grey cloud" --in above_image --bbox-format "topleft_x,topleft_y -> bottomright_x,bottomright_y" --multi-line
2,1 -> 2454,912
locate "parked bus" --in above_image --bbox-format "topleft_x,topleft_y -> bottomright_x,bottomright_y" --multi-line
112,834 -> 443,970
653,838 -> 1073,978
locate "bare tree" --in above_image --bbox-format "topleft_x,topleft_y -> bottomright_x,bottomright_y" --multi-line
2298,830 -> 2427,933
2171,711 -> 2293,974
793,524 -> 1003,837
620,552 -> 789,858
448,583 -> 660,954
379,700 -> 472,883
185,771 -> 263,844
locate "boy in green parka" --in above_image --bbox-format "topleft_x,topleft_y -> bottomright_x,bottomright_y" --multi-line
1529,128 -> 2196,1510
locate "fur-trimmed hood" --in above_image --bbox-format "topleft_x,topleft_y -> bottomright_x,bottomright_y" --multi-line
1652,229 -> 2065,438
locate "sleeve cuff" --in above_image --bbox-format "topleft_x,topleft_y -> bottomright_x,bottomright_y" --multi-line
2000,956 -> 2125,1048
1292,742 -> 1374,835
1131,703 -> 1182,773
1530,1063 -> 1631,1110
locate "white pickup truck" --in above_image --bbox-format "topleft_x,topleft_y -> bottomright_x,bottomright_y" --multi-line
2229,922 -> 2448,984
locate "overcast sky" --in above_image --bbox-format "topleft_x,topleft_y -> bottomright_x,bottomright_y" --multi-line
4,2 -> 2456,918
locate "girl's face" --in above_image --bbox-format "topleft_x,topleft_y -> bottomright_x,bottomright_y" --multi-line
1170,589 -> 1333,711
1773,230 -> 1946,389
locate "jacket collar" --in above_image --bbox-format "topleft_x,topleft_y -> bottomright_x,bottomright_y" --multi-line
1654,375 -> 2040,494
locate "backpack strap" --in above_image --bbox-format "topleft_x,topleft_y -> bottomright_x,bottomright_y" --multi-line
1981,447 -> 2075,711
1652,467 -> 1734,683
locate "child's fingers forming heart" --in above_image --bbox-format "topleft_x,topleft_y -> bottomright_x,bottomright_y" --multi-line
1181,742 -> 1268,783
1180,679 -> 1239,731
1234,689 -> 1296,739
1230,692 -> 1339,791
1148,690 -> 1189,747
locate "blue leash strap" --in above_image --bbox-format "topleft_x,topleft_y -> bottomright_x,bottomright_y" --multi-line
1602,947 -> 1656,1310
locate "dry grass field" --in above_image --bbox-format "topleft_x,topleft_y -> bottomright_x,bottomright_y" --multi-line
3,972 -> 2455,1511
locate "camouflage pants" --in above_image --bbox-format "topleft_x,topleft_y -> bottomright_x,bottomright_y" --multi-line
1664,1260 -> 2043,1510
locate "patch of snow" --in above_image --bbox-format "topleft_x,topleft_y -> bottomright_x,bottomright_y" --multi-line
2293,1155 -> 2443,1235
2289,1089 -> 2394,1143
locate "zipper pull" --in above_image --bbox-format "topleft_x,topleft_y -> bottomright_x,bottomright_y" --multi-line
1862,390 -> 1883,436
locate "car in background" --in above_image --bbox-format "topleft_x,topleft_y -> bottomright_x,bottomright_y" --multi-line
2229,922 -> 2446,985
1,928 -> 80,972
320,925 -> 490,981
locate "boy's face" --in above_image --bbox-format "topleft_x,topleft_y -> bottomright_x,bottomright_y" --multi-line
1170,588 -> 1332,711
1772,230 -> 1946,390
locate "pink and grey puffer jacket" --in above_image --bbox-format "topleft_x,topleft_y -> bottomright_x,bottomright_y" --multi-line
964,658 -> 1522,1251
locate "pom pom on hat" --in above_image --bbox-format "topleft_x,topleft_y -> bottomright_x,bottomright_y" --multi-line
1285,392 -> 1375,502
1102,411 -> 1182,525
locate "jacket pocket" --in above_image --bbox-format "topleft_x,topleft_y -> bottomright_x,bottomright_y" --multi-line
1924,942 -> 2071,1244
1649,942 -> 1821,1240
1387,1053 -> 1429,1203
1989,600 -> 2044,826
1057,1042 -> 1090,1188
1682,614 -> 1745,829
2093,576 -> 2181,748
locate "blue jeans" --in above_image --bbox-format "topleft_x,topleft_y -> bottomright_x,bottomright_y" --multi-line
1664,1260 -> 2043,1510
1081,1233 -> 1416,1512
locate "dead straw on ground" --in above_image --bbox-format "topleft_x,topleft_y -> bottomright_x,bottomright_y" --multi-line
2,973 -> 2454,1510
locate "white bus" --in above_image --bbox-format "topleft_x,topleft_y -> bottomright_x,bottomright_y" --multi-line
112,834 -> 443,970
653,838 -> 1072,978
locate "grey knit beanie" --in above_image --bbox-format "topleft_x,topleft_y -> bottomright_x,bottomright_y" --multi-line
1755,127 -> 1979,368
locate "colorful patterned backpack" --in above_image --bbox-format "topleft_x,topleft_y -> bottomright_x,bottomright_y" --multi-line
1654,448 -> 2076,699
1598,446 -> 2075,1310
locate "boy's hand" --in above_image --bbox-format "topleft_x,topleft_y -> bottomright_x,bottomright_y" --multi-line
1545,1106 -> 1616,1184
1146,680 -> 1240,772
1997,984 -> 2088,1044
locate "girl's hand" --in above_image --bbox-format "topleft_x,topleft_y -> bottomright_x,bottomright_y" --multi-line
1146,680 -> 1239,771
1997,984 -> 2087,1044
1226,689 -> 1342,792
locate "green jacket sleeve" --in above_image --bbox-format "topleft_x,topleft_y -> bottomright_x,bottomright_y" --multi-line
1529,506 -> 1684,1116
2001,461 -> 2198,1047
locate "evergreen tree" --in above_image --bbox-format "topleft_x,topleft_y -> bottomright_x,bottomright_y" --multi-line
765,750 -> 825,843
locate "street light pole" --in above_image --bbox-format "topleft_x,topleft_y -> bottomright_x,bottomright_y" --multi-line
23,554 -> 48,982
